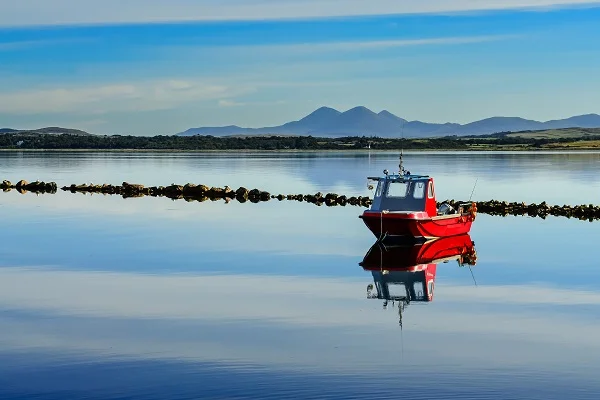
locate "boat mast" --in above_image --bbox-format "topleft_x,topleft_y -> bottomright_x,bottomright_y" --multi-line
398,151 -> 405,176
399,120 -> 406,176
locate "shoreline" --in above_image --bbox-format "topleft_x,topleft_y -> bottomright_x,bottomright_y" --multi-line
1,147 -> 600,153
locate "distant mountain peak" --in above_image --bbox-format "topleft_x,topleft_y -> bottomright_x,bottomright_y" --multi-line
378,110 -> 408,123
297,106 -> 340,123
344,106 -> 376,114
315,106 -> 340,113
306,106 -> 339,114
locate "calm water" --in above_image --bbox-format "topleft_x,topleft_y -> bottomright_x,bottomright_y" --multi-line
0,150 -> 599,399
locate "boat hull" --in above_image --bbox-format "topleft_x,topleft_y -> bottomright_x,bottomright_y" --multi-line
360,233 -> 475,271
360,211 -> 473,240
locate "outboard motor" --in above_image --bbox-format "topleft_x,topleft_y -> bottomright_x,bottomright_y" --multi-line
437,202 -> 455,215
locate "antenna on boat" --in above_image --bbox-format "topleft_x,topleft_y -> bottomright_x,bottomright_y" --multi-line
399,152 -> 405,176
398,119 -> 406,176
469,178 -> 478,201
459,253 -> 478,286
399,303 -> 405,361
468,265 -> 478,287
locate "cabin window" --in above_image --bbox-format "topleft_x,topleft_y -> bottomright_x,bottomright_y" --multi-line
388,283 -> 408,299
375,181 -> 384,198
413,182 -> 426,199
413,282 -> 425,300
386,181 -> 409,198
428,181 -> 435,199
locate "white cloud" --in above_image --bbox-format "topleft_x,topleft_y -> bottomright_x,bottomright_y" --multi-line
242,34 -> 518,54
0,0 -> 599,26
218,99 -> 245,107
218,99 -> 288,108
0,79 -> 254,115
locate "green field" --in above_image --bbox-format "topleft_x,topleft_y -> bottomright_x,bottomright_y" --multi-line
505,127 -> 600,139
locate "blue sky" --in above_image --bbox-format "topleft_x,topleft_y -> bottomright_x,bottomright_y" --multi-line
1,1 -> 600,135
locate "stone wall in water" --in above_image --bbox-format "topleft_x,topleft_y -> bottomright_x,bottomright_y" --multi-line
2,179 -> 600,221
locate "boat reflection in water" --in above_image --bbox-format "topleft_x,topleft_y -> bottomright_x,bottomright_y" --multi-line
361,234 -> 477,327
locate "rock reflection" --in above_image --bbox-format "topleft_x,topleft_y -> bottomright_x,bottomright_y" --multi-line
361,234 -> 477,327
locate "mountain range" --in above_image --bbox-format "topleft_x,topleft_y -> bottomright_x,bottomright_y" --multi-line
177,106 -> 600,138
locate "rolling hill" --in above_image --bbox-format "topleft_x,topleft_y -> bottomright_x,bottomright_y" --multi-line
0,127 -> 92,136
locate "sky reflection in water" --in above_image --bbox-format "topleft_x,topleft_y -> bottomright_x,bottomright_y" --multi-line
0,151 -> 599,399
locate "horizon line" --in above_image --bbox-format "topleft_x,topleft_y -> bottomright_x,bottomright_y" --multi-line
3,107 -> 599,135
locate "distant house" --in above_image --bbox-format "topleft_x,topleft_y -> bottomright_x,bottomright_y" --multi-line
16,141 -> 24,146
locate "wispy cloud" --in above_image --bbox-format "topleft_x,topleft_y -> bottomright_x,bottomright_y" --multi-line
218,99 -> 245,107
0,79 -> 254,115
255,34 -> 519,53
1,0 -> 599,26
155,34 -> 517,75
0,38 -> 94,51
218,99 -> 287,108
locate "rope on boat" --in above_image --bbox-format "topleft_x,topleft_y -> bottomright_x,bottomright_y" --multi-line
379,211 -> 384,242
2,179 -> 600,222
378,209 -> 390,242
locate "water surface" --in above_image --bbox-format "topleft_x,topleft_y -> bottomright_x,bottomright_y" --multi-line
0,151 -> 599,399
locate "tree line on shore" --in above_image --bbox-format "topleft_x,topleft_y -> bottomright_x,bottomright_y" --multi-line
0,133 -> 598,150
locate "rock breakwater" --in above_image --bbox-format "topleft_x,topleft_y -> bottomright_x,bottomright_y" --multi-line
2,179 -> 599,221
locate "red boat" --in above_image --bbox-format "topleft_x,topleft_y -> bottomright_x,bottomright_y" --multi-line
360,155 -> 477,241
360,234 -> 477,272
361,234 -> 477,325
